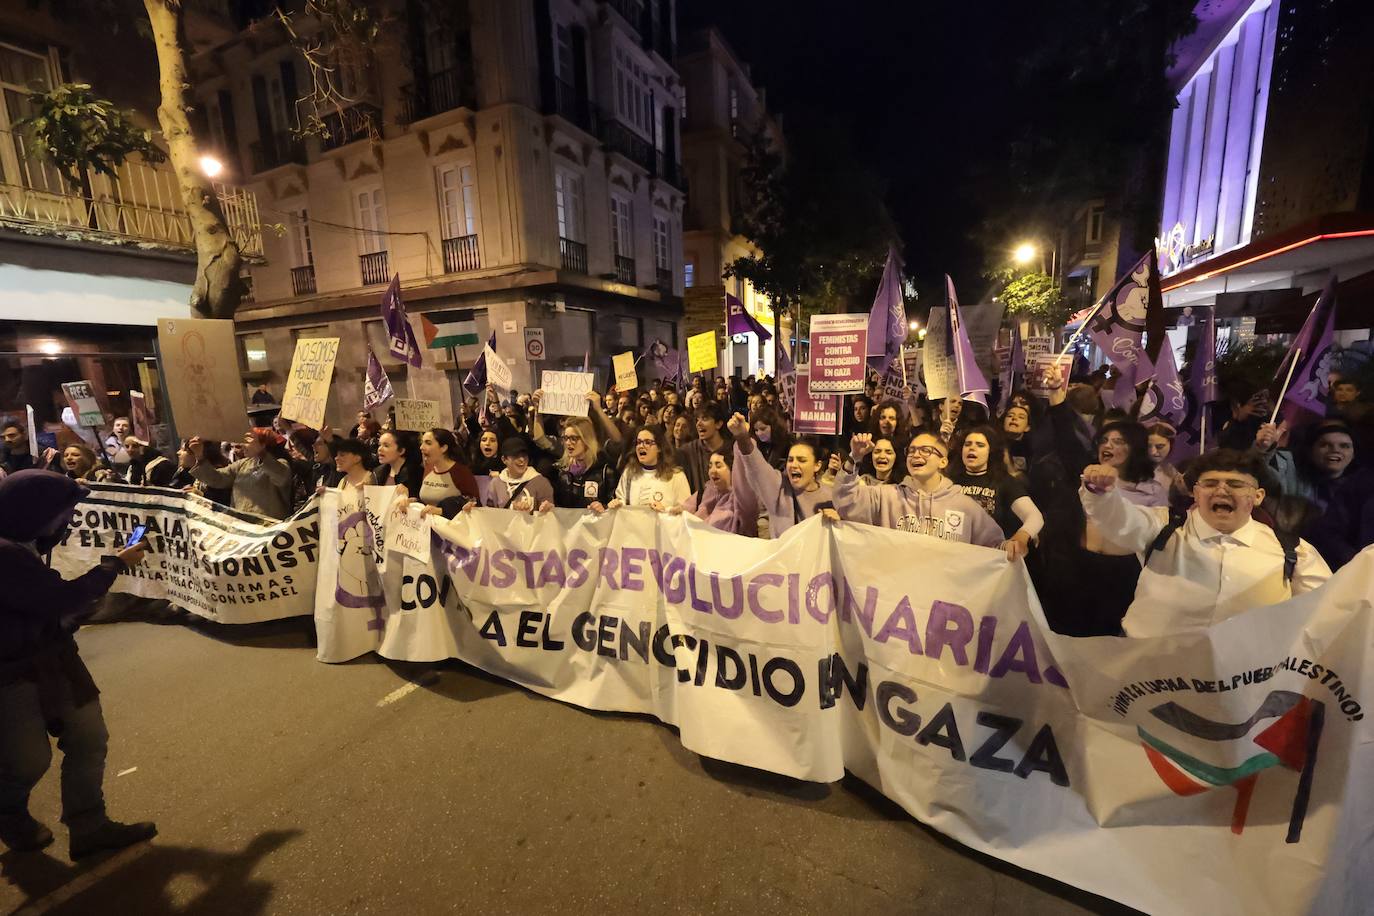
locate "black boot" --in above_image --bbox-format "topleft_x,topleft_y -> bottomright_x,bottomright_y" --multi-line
69,819 -> 157,860
0,813 -> 55,853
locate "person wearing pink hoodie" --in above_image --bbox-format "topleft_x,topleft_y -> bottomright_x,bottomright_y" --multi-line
837,432 -> 1008,554
726,414 -> 835,537
674,446 -> 757,536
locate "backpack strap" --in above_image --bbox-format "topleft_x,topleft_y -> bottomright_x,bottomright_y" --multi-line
1274,528 -> 1299,584
1142,507 -> 1189,567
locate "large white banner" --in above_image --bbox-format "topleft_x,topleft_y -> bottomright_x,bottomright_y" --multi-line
52,484 -> 320,624
312,496 -> 1373,916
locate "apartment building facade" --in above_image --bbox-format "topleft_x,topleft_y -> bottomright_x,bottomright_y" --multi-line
0,3 -> 262,440
196,0 -> 684,424
678,28 -> 787,377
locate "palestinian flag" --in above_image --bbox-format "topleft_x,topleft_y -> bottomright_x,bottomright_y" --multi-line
1139,691 -> 1324,841
421,310 -> 480,350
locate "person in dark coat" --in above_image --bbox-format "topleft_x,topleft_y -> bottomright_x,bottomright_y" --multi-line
0,470 -> 157,857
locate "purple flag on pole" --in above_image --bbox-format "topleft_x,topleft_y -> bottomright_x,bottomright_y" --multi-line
1136,339 -> 1187,429
866,247 -> 906,375
363,347 -> 394,409
1169,307 -> 1217,460
725,293 -> 772,341
1085,251 -> 1153,381
946,275 -> 989,407
463,332 -> 497,394
1280,277 -> 1339,428
380,275 -> 423,368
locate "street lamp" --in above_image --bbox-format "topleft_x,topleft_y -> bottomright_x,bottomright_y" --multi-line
1013,242 -> 1037,266
908,320 -> 920,331
199,154 -> 224,178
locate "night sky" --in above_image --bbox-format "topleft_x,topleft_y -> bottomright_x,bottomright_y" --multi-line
680,0 -> 1051,306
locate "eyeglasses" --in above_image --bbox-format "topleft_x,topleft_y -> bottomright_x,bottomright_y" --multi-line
1195,478 -> 1257,492
635,439 -> 658,447
907,445 -> 946,458
560,434 -> 583,443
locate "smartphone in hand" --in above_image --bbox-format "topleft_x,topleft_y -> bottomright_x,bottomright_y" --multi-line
125,524 -> 148,548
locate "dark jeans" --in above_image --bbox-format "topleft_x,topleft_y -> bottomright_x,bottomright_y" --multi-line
0,680 -> 108,833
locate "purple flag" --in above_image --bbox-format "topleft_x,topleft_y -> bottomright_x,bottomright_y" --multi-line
463,332 -> 497,394
363,347 -> 394,409
1280,277 -> 1339,428
1170,307 -> 1217,460
380,275 -> 423,369
1136,338 -> 1187,429
946,275 -> 989,407
647,338 -> 683,383
997,321 -> 1023,414
725,293 -> 772,341
866,247 -> 906,375
1085,251 -> 1153,381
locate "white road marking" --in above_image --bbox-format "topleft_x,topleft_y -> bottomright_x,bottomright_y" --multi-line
15,842 -> 151,915
376,682 -> 422,707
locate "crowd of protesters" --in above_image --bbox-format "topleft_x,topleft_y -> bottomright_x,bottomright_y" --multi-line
4,358 -> 1373,639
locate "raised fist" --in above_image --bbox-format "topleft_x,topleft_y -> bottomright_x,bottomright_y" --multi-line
726,412 -> 750,438
1081,463 -> 1119,493
850,433 -> 874,462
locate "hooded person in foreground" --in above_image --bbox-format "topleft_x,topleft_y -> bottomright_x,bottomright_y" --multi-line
0,470 -> 157,857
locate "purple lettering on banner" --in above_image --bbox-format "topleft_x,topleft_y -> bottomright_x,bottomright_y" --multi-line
925,600 -> 974,666
567,549 -> 589,588
490,549 -> 516,589
787,573 -> 801,624
687,564 -> 713,613
973,616 -> 998,674
516,551 -> 543,587
874,597 -> 923,655
664,557 -> 687,604
438,542 -> 482,582
710,573 -> 744,619
621,547 -> 647,591
537,551 -> 567,588
840,580 -> 879,636
598,547 -> 619,590
1044,666 -> 1069,689
646,550 -> 668,591
989,621 -> 1042,683
747,574 -> 784,623
805,572 -> 835,624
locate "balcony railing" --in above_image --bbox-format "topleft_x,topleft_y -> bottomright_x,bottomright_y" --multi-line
359,250 -> 390,286
442,234 -> 480,273
600,119 -> 654,173
0,127 -> 262,258
250,130 -> 306,173
321,103 -> 381,151
400,68 -> 476,124
656,266 -> 672,291
551,77 -> 599,135
614,255 -> 635,285
290,264 -> 317,295
654,149 -> 683,188
607,0 -> 646,34
560,237 -> 587,274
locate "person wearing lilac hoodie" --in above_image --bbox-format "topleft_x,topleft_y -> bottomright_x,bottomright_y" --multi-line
726,413 -> 836,536
671,445 -> 757,536
836,432 -> 1007,553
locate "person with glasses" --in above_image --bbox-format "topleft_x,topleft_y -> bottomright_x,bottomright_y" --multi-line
608,425 -> 690,511
836,431 -> 1004,549
1081,448 -> 1331,637
537,416 -> 620,512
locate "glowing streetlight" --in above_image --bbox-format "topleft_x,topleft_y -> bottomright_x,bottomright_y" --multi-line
908,320 -> 920,331
199,154 -> 224,178
39,340 -> 61,355
1013,242 -> 1037,266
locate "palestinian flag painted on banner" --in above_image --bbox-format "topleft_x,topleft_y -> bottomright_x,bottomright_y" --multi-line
421,310 -> 481,350
1138,690 -> 1324,842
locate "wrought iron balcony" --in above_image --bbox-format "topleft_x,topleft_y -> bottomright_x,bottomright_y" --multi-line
614,255 -> 635,285
551,78 -> 599,135
321,103 -> 381,151
653,149 -> 683,188
560,237 -> 587,274
656,266 -> 672,291
400,68 -> 476,124
359,250 -> 390,286
600,119 -> 654,172
442,234 -> 480,273
249,130 -> 305,173
0,127 -> 263,258
290,264 -> 317,295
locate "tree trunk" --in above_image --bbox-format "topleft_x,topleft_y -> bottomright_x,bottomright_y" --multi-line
144,0 -> 245,319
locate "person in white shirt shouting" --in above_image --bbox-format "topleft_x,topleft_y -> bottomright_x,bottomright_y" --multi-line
1080,448 -> 1331,638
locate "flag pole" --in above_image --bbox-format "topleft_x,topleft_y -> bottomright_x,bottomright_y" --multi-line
1269,348 -> 1301,425
1056,294 -> 1108,360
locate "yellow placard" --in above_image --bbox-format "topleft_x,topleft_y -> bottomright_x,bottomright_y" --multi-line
280,337 -> 341,430
612,351 -> 638,391
687,331 -> 718,372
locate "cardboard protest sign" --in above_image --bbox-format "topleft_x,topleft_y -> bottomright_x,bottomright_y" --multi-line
384,502 -> 432,563
792,365 -> 842,435
541,370 -> 594,416
157,318 -> 245,442
903,347 -> 926,397
687,331 -> 718,373
487,347 -> 514,394
280,337 -> 341,430
808,314 -> 868,394
61,381 -> 105,428
613,351 -> 638,391
921,308 -> 957,401
393,398 -> 440,432
1027,353 -> 1073,395
958,302 -> 1006,377
129,390 -> 152,440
